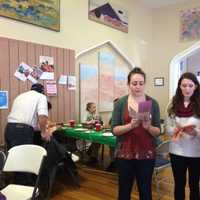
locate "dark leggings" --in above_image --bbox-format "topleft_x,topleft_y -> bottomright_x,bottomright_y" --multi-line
170,154 -> 200,200
117,159 -> 155,200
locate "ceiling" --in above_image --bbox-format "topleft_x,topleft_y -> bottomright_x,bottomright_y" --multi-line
141,0 -> 191,8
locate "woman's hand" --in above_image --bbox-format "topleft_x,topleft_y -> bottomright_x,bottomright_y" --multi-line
172,127 -> 184,141
130,118 -> 140,129
142,119 -> 151,130
183,125 -> 197,136
113,118 -> 140,136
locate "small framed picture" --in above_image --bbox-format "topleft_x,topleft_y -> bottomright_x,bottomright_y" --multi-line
154,77 -> 164,86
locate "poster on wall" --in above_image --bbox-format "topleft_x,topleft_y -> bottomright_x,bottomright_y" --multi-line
88,0 -> 128,33
68,76 -> 76,90
14,62 -> 43,83
39,56 -> 54,80
99,52 -> 115,112
0,90 -> 8,109
14,62 -> 33,81
58,75 -> 68,85
79,63 -> 98,122
45,80 -> 57,96
29,65 -> 43,83
180,7 -> 200,41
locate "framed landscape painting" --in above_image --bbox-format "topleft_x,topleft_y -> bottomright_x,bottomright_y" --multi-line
88,0 -> 128,33
0,0 -> 60,31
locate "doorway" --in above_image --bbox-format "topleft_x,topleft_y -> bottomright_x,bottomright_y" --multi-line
169,41 -> 200,99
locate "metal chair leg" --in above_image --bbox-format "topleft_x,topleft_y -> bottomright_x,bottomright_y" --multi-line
65,166 -> 80,187
45,166 -> 58,200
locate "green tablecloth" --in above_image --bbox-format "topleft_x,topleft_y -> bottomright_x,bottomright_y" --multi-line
60,126 -> 116,147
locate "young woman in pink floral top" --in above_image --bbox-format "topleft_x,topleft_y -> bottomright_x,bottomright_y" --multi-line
111,67 -> 161,200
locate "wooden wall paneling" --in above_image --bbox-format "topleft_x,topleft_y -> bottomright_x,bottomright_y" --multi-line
35,44 -> 43,85
69,50 -> 75,120
9,39 -> 20,108
50,47 -> 58,122
27,42 -> 36,90
63,49 -> 70,123
57,48 -> 65,122
0,38 -> 9,144
43,45 -> 50,55
0,36 -> 75,145
42,45 -> 52,119
18,41 -> 28,93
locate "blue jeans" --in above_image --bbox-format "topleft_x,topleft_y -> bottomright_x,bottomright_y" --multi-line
117,159 -> 155,200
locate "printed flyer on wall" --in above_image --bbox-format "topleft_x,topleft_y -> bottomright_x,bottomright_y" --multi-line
0,90 -> 8,109
46,80 -> 57,96
39,56 -> 54,80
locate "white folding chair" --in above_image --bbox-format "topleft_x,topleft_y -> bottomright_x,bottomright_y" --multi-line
154,140 -> 171,200
1,144 -> 47,200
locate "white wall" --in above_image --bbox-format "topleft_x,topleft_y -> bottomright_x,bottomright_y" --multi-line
151,0 -> 200,117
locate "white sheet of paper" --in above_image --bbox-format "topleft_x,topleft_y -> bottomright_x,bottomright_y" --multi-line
46,80 -> 57,96
14,62 -> 33,81
68,76 -> 76,90
40,72 -> 54,80
58,75 -> 67,85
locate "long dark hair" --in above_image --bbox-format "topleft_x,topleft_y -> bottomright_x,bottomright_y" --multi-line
168,72 -> 200,117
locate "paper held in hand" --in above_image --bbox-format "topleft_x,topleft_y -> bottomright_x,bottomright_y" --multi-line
129,100 -> 152,120
138,100 -> 152,114
138,100 -> 152,120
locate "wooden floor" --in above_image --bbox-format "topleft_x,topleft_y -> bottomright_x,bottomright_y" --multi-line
50,136 -> 191,200
50,163 -> 185,200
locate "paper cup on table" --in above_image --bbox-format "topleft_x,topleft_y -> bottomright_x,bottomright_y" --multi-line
69,120 -> 75,127
95,123 -> 101,131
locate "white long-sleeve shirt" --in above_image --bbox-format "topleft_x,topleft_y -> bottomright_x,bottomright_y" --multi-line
165,115 -> 200,157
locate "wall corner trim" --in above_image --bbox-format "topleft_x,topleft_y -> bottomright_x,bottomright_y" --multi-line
75,40 -> 135,68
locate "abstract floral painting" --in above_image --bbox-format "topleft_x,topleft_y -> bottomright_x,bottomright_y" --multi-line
180,7 -> 200,41
0,0 -> 60,31
89,0 -> 128,33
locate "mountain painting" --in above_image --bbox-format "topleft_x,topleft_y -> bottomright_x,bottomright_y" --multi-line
0,0 -> 60,31
89,0 -> 128,33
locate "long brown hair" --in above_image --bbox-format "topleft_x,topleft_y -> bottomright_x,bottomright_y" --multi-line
127,67 -> 146,85
168,72 -> 200,117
